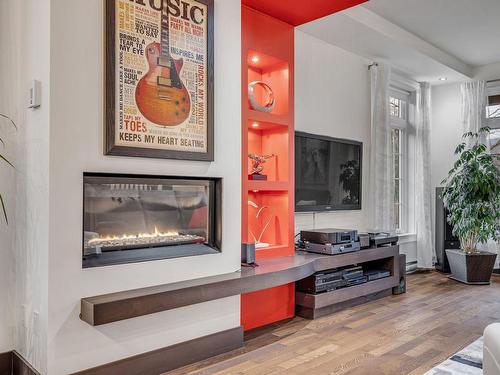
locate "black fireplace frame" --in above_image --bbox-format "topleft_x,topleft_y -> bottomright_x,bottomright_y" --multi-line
82,172 -> 222,268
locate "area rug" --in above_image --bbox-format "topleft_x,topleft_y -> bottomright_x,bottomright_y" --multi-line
425,337 -> 483,374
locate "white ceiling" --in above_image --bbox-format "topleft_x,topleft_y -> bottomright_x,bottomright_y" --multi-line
363,0 -> 500,67
299,0 -> 500,84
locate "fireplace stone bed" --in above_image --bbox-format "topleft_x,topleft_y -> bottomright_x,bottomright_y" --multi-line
83,244 -> 219,268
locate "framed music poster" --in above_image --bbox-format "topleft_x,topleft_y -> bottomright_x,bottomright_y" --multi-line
105,0 -> 214,161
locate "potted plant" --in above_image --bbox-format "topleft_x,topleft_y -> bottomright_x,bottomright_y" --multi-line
0,113 -> 16,224
441,127 -> 500,284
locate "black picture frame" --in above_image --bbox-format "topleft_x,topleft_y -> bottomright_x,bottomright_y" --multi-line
104,0 -> 214,161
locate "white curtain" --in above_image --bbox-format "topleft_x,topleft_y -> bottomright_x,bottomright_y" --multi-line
460,81 -> 488,147
415,83 -> 434,269
369,63 -> 395,232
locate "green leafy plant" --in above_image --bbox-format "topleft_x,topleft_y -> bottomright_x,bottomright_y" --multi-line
0,113 -> 16,224
441,127 -> 500,254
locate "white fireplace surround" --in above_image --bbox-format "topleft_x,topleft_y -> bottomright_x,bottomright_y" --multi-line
0,0 -> 241,374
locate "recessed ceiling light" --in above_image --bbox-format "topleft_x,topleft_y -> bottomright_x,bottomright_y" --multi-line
251,56 -> 259,63
252,122 -> 259,128
439,77 -> 448,81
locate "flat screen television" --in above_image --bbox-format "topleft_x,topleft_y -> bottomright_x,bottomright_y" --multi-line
295,131 -> 362,212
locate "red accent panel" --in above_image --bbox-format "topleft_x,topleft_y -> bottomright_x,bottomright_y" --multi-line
241,283 -> 295,331
241,6 -> 295,332
242,0 -> 368,26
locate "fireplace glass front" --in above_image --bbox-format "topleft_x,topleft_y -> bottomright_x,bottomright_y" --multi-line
83,173 -> 221,268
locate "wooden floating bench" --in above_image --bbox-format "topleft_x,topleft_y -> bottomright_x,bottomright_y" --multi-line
80,245 -> 400,326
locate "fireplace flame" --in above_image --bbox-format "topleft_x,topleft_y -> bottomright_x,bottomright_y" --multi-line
88,226 -> 180,245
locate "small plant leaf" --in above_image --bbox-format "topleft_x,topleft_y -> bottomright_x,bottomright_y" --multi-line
0,113 -> 17,130
0,112 -> 17,226
0,153 -> 14,168
0,194 -> 8,225
462,131 -> 473,139
455,142 -> 466,154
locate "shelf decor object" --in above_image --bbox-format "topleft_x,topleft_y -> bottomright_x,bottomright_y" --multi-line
241,5 -> 295,331
247,200 -> 273,249
104,0 -> 214,161
248,153 -> 275,180
248,81 -> 276,112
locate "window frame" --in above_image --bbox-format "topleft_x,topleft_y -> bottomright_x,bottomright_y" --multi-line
389,88 -> 410,233
486,81 -> 500,129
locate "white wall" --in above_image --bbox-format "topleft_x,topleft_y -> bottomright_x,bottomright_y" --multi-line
16,0 -> 52,369
294,31 -> 372,232
45,1 -> 241,374
294,31 -> 418,263
0,0 -> 19,353
430,83 -> 462,193
0,0 -> 52,370
1,0 -> 240,373
430,83 -> 462,268
431,63 -> 500,192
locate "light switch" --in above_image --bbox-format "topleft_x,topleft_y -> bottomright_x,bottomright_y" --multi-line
28,79 -> 41,108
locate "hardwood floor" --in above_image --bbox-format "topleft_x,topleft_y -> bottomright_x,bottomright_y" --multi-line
166,272 -> 500,375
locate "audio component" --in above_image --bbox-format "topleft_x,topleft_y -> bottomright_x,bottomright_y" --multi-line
361,232 -> 399,247
435,187 -> 460,273
241,242 -> 257,267
343,266 -> 367,286
364,269 -> 391,281
300,228 -> 358,245
358,233 -> 370,249
296,268 -> 347,294
303,241 -> 361,255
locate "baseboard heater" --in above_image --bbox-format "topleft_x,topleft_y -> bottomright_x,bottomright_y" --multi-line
406,260 -> 418,273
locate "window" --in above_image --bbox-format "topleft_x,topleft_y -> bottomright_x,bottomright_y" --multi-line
490,129 -> 500,167
486,97 -> 500,118
391,128 -> 403,231
486,82 -> 500,124
389,89 -> 409,232
390,96 -> 407,120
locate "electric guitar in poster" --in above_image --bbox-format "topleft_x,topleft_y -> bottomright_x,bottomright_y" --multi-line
135,3 -> 191,126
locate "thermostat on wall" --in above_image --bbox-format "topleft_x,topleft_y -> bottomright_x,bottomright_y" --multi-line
28,79 -> 41,109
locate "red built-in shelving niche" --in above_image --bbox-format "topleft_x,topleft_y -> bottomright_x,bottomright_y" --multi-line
241,5 -> 295,331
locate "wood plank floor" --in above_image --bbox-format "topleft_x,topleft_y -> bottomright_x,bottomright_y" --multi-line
166,271 -> 500,375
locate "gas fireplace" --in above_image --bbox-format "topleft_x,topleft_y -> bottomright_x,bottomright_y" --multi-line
83,173 -> 221,268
